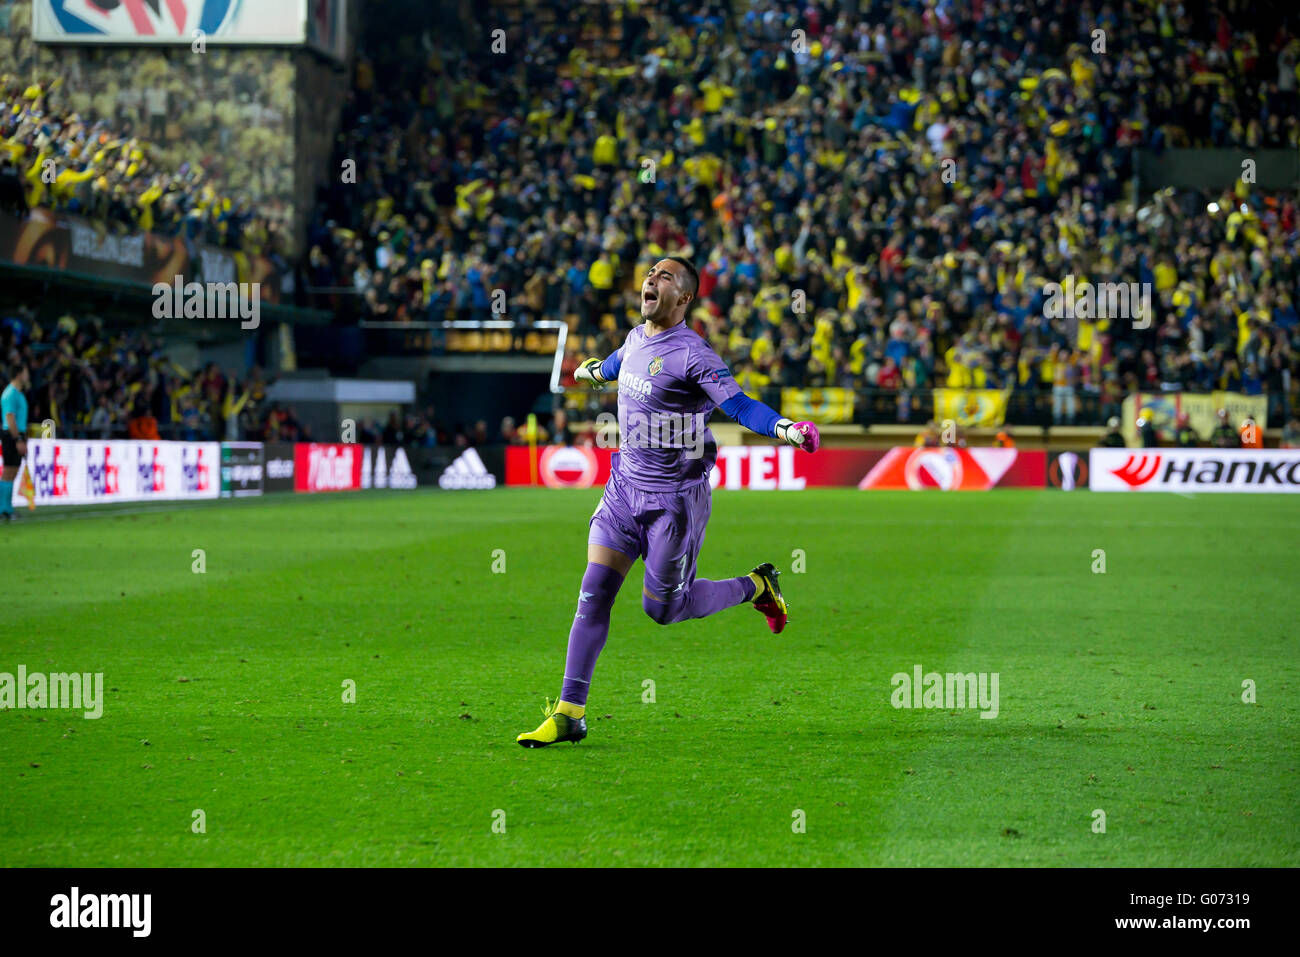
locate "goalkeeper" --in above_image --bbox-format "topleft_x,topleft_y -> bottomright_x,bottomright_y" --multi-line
517,257 -> 820,747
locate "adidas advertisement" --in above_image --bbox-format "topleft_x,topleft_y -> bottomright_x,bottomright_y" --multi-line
263,444 -> 504,493
1090,448 -> 1300,492
439,447 -> 498,489
361,446 -> 418,490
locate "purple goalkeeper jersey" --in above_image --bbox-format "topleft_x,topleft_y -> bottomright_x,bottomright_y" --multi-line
610,321 -> 742,491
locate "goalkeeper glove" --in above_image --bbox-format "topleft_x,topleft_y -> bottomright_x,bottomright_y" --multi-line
574,357 -> 606,385
775,418 -> 821,453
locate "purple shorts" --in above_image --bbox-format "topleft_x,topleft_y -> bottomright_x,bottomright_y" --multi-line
588,465 -> 713,600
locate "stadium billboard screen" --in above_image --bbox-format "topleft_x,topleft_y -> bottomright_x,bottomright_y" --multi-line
33,1 -> 344,56
0,209 -> 283,303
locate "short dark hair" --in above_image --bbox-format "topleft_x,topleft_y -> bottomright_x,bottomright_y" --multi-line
665,256 -> 699,298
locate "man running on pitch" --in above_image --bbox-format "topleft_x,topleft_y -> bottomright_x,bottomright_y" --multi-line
517,257 -> 820,747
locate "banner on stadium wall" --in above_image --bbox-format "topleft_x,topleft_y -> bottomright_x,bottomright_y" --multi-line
504,445 -> 1044,490
709,445 -> 889,489
13,439 -> 499,504
1046,451 -> 1090,490
933,389 -> 1011,428
264,441 -> 296,492
360,445 -> 417,490
0,210 -> 282,303
505,445 -> 614,489
299,442 -> 458,492
859,447 -> 1046,490
1090,448 -> 1300,492
360,444 -> 503,490
255,442 -> 501,493
35,0 -> 305,46
17,439 -> 219,506
1121,392 -> 1269,444
294,443 -> 363,492
780,388 -> 855,425
221,441 -> 264,497
432,446 -> 501,489
505,444 -> 859,489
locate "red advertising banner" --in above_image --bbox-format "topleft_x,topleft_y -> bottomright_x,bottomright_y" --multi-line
710,445 -> 885,489
859,447 -> 1046,490
506,444 -> 872,489
294,443 -> 364,492
506,445 -> 1045,490
505,445 -> 615,488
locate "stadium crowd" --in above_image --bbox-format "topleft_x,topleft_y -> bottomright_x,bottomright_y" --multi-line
0,310 -> 280,442
0,308 -> 491,447
0,0 -> 292,254
305,0 -> 1300,425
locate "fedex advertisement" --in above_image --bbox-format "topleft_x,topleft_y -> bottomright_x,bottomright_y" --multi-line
18,439 -> 219,506
1090,448 -> 1300,492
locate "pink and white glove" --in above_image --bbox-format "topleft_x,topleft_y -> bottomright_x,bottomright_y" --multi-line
776,419 -> 820,453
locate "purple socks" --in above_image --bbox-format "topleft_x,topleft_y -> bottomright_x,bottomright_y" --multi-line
558,564 -> 758,706
642,575 -> 755,625
560,562 -> 626,706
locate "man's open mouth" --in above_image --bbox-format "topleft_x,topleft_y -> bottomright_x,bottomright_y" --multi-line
643,290 -> 658,304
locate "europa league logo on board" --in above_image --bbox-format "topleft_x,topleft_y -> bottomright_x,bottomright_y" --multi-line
1048,451 -> 1089,490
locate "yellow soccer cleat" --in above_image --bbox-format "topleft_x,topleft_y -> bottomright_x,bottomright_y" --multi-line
750,562 -> 788,634
516,698 -> 588,748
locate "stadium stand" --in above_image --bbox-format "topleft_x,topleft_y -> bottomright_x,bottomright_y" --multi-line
306,0 -> 1300,430
0,0 -> 293,255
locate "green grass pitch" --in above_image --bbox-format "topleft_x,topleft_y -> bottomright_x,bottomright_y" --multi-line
2,488 -> 1296,866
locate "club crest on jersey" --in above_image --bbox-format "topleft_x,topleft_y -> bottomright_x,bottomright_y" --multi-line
648,357 -> 664,377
